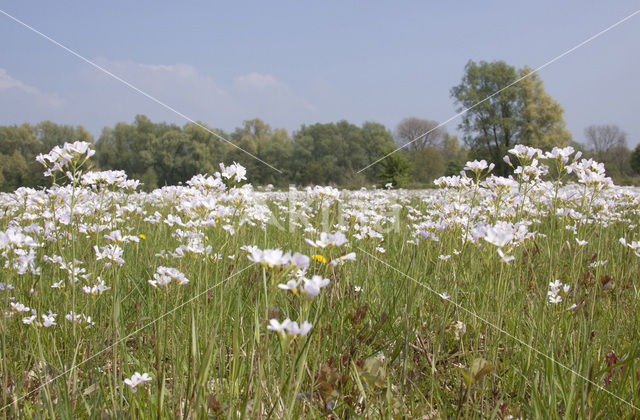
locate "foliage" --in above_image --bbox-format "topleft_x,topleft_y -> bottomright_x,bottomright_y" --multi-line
377,148 -> 412,187
291,121 -> 396,186
518,66 -> 571,150
631,144 -> 640,175
451,60 -> 570,175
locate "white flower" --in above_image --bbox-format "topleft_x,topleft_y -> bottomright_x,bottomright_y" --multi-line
438,292 -> 451,300
267,318 -> 312,337
497,248 -> 515,264
22,315 -> 36,325
247,248 -> 290,267
289,252 -> 310,269
41,311 -> 57,327
305,232 -> 348,248
286,320 -> 312,337
267,318 -> 291,336
278,278 -> 302,293
124,372 -> 152,393
10,302 -> 30,313
464,159 -> 492,174
82,278 -> 111,295
219,162 -> 247,183
94,244 -> 125,266
302,275 -> 330,297
148,266 -> 189,288
484,226 -> 514,248
548,294 -> 562,304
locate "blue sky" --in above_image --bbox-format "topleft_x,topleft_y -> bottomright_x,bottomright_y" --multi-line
1,1 -> 639,147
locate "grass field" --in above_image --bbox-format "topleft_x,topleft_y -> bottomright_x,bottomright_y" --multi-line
1,142 -> 640,418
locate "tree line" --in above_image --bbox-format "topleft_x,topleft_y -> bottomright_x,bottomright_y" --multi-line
1,59 -> 638,191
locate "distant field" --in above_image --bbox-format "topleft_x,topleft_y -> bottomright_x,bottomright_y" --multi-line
1,142 -> 639,418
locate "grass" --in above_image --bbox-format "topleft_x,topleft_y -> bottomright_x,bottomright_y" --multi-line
1,152 -> 640,418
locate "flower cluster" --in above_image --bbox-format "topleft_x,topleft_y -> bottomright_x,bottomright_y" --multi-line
148,266 -> 190,288
36,141 -> 95,177
547,280 -> 570,304
267,318 -> 313,338
278,274 -> 330,298
246,247 -> 310,269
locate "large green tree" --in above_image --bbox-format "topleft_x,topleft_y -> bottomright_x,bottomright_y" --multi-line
451,60 -> 569,175
227,119 -> 292,186
291,121 -> 396,186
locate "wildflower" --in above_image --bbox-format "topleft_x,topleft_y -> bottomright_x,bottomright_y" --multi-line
36,141 -> 95,176
330,252 -> 357,267
575,238 -> 588,246
0,282 -> 15,291
124,372 -> 153,393
484,226 -> 514,248
218,162 -> 247,183
438,292 -> 451,300
267,318 -> 290,337
302,275 -> 330,297
289,252 -> 310,269
41,311 -> 57,327
497,248 -> 515,264
65,311 -> 95,328
10,302 -> 30,313
22,315 -> 36,325
305,231 -> 348,248
94,244 -> 125,267
548,294 -> 562,304
547,280 -> 570,305
278,278 -> 302,294
148,266 -> 190,288
247,248 -> 290,268
267,318 -> 312,338
82,278 -> 111,295
286,320 -> 312,337
311,254 -> 327,263
439,254 -> 451,261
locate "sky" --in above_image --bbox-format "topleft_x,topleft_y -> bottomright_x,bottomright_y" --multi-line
1,1 -> 639,148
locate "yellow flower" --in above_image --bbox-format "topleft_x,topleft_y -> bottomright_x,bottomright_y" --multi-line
311,254 -> 327,263
139,234 -> 146,240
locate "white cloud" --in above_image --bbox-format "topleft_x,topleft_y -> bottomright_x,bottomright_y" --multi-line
233,72 -> 280,91
0,68 -> 65,109
70,58 -> 315,134
0,60 -> 320,136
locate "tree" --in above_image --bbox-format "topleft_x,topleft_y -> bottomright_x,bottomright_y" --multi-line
518,67 -> 571,150
410,147 -> 446,184
451,60 -> 569,175
291,121 -> 395,186
584,124 -> 627,161
378,148 -> 412,187
631,144 -> 640,175
395,118 -> 444,151
227,118 -> 293,186
451,60 -> 522,175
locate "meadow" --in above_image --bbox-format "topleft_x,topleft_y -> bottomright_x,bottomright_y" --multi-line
1,142 -> 639,418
